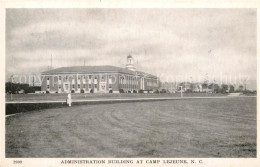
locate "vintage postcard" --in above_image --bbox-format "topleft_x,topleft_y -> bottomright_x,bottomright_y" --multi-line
0,0 -> 259,167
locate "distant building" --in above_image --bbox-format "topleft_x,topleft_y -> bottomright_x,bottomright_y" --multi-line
192,83 -> 202,92
41,55 -> 160,93
177,82 -> 203,92
160,82 -> 177,93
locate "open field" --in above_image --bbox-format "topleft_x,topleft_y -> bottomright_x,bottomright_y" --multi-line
6,97 -> 256,157
5,92 -> 226,102
5,93 -> 229,115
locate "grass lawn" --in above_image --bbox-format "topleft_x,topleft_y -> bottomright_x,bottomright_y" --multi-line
6,97 -> 256,157
5,92 -> 226,102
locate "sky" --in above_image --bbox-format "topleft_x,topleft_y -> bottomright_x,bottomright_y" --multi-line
6,9 -> 257,89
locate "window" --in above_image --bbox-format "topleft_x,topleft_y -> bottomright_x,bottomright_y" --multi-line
47,85 -> 50,89
47,77 -> 49,80
89,84 -> 92,89
59,86 -> 61,89
109,84 -> 112,88
83,84 -> 85,88
59,76 -> 61,80
89,75 -> 92,79
78,84 -> 80,88
94,76 -> 98,79
94,84 -> 97,88
72,84 -> 75,88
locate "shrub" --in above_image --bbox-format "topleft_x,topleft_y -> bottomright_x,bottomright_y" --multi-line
71,90 -> 75,93
153,89 -> 159,93
119,89 -> 124,93
90,89 -> 94,93
160,89 -> 167,93
133,90 -> 137,93
243,90 -> 257,94
6,82 -> 40,94
109,90 -> 113,93
185,89 -> 192,93
80,89 -> 85,93
128,90 -> 131,93
46,90 -> 50,94
138,89 -> 143,93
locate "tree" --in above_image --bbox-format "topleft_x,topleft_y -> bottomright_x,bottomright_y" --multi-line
229,85 -> 235,93
237,85 -> 244,92
178,82 -> 185,91
202,83 -> 208,89
221,84 -> 228,93
209,83 -> 219,93
190,83 -> 196,92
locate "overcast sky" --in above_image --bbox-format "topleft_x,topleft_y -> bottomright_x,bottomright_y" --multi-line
6,9 -> 256,89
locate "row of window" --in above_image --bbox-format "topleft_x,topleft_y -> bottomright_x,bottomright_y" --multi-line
119,77 -> 138,85
121,83 -> 138,89
47,75 -> 113,81
47,75 -> 157,84
48,84 -> 112,90
119,78 -> 158,87
147,81 -> 158,87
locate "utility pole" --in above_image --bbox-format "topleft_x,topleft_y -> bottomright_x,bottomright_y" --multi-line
171,83 -> 173,93
190,76 -> 193,92
10,75 -> 13,101
244,79 -> 247,91
208,49 -> 215,94
11,54 -> 14,100
212,80 -> 215,94
179,86 -> 183,97
33,72 -> 35,86
51,54 -> 53,69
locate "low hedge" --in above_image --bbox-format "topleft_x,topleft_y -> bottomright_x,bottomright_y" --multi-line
6,102 -> 67,115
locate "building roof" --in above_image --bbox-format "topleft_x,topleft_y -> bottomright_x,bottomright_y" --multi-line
42,65 -> 158,79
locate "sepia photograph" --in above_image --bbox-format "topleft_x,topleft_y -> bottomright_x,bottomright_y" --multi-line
4,8 -> 257,160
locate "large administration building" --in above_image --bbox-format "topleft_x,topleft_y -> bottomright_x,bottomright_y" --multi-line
41,55 -> 160,93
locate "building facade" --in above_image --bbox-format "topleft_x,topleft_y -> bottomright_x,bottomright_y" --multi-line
41,55 -> 160,93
